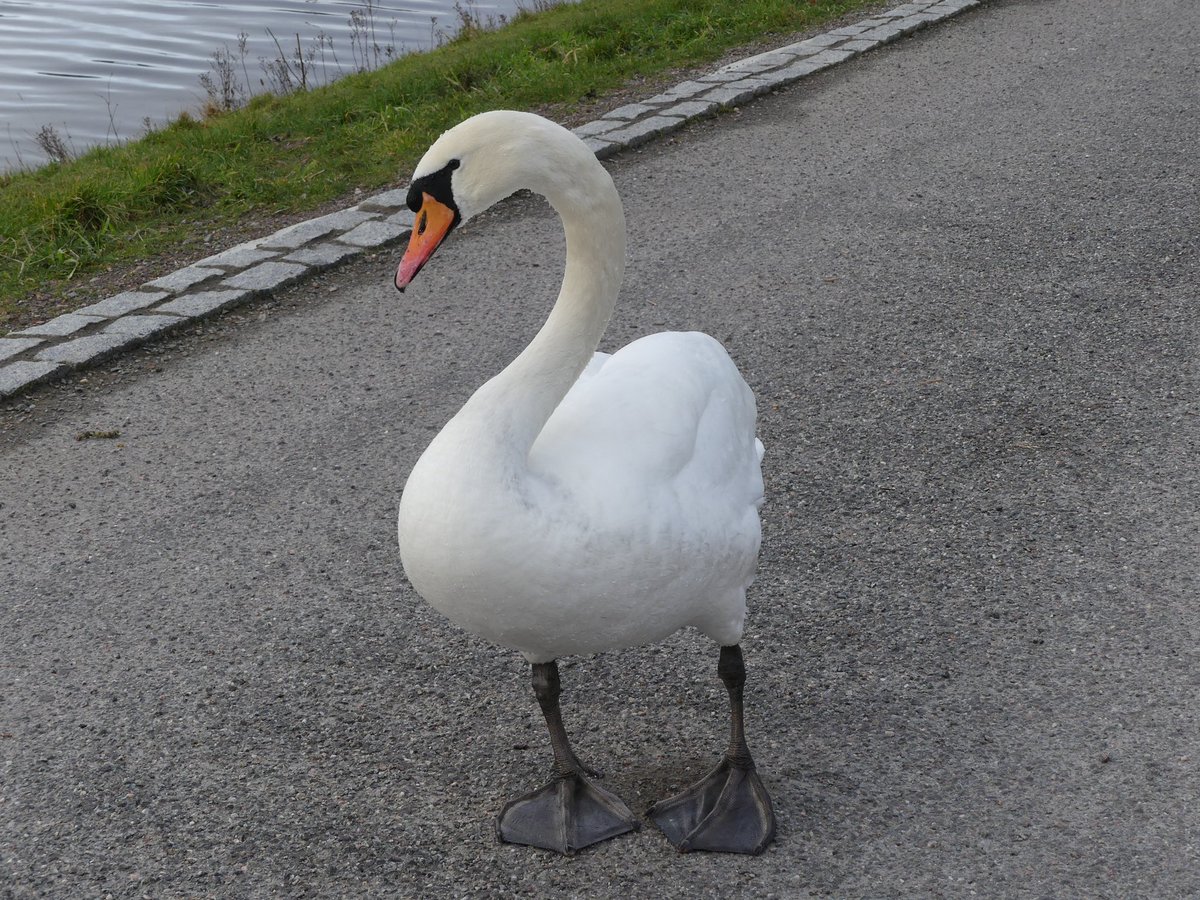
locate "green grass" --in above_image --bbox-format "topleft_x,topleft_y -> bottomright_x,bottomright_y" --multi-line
0,0 -> 876,329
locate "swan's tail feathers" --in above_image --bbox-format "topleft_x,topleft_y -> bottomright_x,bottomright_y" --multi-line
754,438 -> 765,463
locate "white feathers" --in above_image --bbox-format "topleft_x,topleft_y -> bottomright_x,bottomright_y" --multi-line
397,112 -> 764,663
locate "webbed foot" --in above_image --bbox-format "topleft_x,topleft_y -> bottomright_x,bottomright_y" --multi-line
649,756 -> 775,854
497,771 -> 639,854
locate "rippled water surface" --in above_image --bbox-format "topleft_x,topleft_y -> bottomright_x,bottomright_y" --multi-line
0,0 -> 531,171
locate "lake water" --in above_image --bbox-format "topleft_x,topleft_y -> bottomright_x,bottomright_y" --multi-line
0,0 -> 537,172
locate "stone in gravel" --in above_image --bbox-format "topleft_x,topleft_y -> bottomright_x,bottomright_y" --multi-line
35,332 -> 131,367
600,116 -> 685,149
15,314 -> 104,338
103,314 -> 183,339
157,289 -> 251,319
195,240 -> 278,270
144,266 -> 223,294
386,209 -> 416,227
0,336 -> 43,362
220,261 -> 309,293
283,243 -> 362,269
74,289 -> 170,318
337,219 -> 411,249
0,360 -> 61,397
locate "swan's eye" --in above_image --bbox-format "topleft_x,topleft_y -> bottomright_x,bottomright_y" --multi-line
418,212 -> 427,236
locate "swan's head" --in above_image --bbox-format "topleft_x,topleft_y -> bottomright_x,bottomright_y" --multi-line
395,110 -> 604,291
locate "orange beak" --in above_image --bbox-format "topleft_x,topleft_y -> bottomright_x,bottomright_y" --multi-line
395,193 -> 458,291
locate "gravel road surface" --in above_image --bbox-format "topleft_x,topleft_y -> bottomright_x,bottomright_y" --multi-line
2,0 -> 1198,896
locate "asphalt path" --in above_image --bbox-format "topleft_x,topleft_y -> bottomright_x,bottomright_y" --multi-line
3,0 -> 1198,895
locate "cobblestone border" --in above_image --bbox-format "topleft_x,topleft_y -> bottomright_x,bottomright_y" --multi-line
0,0 -> 980,400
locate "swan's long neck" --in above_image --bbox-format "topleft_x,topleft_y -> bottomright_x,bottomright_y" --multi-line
462,162 -> 626,457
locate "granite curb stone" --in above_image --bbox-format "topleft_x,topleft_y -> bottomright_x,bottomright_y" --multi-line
1,337 -> 44,362
221,261 -> 310,293
338,219 -> 412,249
74,290 -> 170,319
582,137 -> 618,158
665,100 -> 721,120
157,290 -> 253,319
14,313 -> 105,338
282,243 -> 363,269
0,0 -> 981,400
605,102 -> 661,121
35,333 -> 134,367
145,266 -> 224,294
259,209 -> 379,250
195,241 -> 278,270
600,115 -> 686,149
358,188 -> 409,210
103,314 -> 185,339
0,360 -> 61,395
573,119 -> 621,138
645,81 -> 712,104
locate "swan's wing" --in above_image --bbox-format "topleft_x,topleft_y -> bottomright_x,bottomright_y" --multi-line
530,332 -> 763,510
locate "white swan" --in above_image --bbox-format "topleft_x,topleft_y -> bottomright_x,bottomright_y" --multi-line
394,110 -> 775,855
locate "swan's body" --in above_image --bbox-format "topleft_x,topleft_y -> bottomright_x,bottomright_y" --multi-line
393,110 -> 774,855
400,331 -> 763,662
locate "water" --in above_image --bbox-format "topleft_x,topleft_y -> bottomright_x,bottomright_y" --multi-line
0,0 -> 532,172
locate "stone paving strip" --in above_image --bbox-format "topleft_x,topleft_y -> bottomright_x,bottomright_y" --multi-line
0,0 -> 979,400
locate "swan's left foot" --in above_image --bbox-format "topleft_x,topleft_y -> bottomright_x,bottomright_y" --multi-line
650,644 -> 776,855
497,771 -> 639,854
649,756 -> 775,854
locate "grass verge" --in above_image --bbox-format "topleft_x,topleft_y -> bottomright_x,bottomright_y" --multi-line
0,0 -> 878,331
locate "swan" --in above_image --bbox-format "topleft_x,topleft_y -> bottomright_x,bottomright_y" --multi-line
394,110 -> 775,856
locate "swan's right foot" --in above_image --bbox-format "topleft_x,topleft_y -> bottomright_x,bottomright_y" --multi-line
500,659 -> 638,854
497,771 -> 639,854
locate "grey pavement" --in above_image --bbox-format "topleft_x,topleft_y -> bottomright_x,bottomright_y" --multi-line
3,0 -> 1199,896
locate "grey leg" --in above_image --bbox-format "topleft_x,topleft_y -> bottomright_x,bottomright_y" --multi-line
649,645 -> 777,854
496,661 -> 639,854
